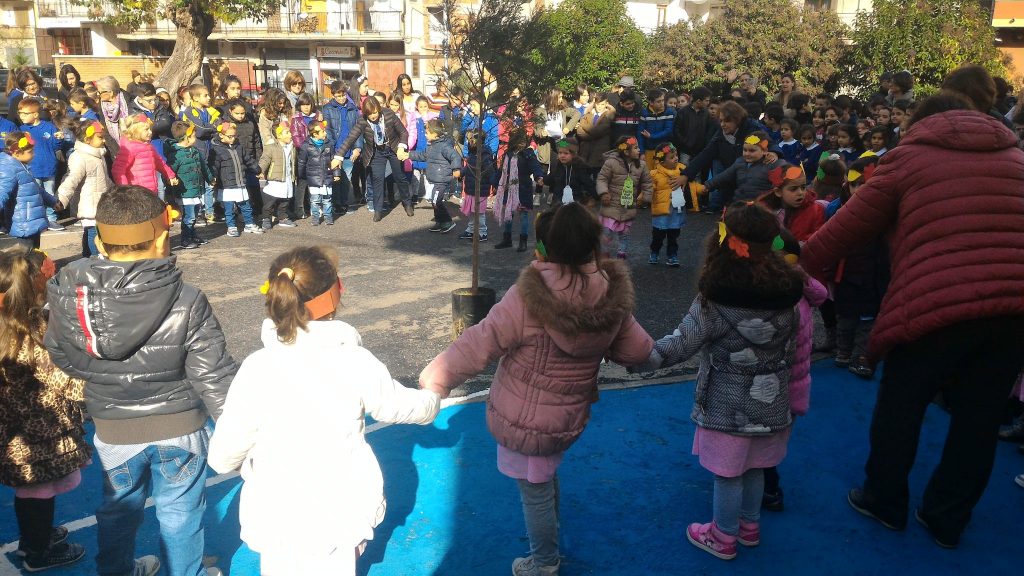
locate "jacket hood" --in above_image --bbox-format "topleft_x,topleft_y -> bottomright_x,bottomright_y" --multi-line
73,140 -> 106,158
517,259 -> 635,357
48,257 -> 183,360
900,110 -> 1018,152
212,139 -> 239,151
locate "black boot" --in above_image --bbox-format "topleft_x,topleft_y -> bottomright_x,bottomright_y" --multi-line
516,234 -> 528,252
494,231 -> 513,249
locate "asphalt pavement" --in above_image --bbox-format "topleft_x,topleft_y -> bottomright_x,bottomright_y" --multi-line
27,199 -> 717,394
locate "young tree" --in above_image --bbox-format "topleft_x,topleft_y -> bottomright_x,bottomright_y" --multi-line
81,0 -> 279,90
845,0 -> 1007,98
534,0 -> 647,93
644,0 -> 849,96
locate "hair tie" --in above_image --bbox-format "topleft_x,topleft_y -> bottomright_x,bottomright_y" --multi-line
278,268 -> 295,280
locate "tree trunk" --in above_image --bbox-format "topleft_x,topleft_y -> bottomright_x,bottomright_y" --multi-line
156,1 -> 215,91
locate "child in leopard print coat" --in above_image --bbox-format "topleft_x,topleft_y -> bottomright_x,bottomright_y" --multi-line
0,247 -> 90,571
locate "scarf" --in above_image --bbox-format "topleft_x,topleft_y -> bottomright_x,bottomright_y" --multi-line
102,92 -> 129,141
493,152 -> 520,225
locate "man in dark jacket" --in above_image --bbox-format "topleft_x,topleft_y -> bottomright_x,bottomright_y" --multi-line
323,80 -> 360,214
672,86 -> 718,165
45,185 -> 237,576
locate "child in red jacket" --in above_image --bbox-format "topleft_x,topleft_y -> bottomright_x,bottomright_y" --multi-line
111,114 -> 178,195
758,164 -> 825,243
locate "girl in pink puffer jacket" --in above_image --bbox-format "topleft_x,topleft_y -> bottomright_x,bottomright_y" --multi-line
110,114 -> 177,195
420,203 -> 654,576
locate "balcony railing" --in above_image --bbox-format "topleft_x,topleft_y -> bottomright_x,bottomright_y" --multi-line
36,0 -> 94,18
125,10 -> 403,37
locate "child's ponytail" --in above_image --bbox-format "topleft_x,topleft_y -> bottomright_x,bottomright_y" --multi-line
0,247 -> 53,365
262,246 -> 341,344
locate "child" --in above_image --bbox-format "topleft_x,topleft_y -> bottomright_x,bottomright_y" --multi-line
831,124 -> 863,165
68,89 -> 101,122
639,88 -> 676,170
407,95 -> 436,204
644,202 -> 805,561
705,131 -> 780,204
795,124 -> 822,181
0,132 -> 58,248
761,231 -> 828,512
45,185 -> 236,576
0,247 -> 90,572
165,121 -> 215,248
777,118 -> 801,166
403,118 -> 461,233
290,92 -> 319,149
111,114 -> 178,196
813,153 -> 846,203
597,135 -> 653,260
58,121 -> 114,256
258,122 -> 298,230
494,128 -> 545,252
209,120 -> 263,236
18,98 -> 70,231
865,126 -> 890,156
180,83 -> 220,217
458,129 -> 498,241
225,97 -> 263,215
759,164 -> 825,244
209,245 -> 439,575
420,203 -> 654,576
648,142 -> 687,267
545,139 -> 596,206
826,156 -> 890,378
297,120 -> 341,226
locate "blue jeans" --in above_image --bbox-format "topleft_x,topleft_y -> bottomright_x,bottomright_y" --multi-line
332,158 -> 354,211
180,204 -> 197,244
203,183 -> 215,214
96,445 -> 207,576
224,199 -> 253,229
310,185 -> 334,221
82,226 -> 98,257
35,177 -> 57,222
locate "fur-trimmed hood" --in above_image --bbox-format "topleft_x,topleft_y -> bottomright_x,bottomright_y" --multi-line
517,259 -> 635,357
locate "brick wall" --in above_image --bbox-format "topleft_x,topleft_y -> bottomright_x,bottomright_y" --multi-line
52,56 -> 169,88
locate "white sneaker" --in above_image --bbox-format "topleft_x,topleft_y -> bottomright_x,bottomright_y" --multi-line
512,556 -> 560,576
243,224 -> 264,234
226,227 -> 240,237
206,568 -> 223,576
1015,473 -> 1024,489
132,555 -> 161,576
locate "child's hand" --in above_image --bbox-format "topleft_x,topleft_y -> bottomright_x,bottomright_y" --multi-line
641,130 -> 651,139
351,149 -> 360,161
674,175 -> 688,189
53,202 -> 64,212
601,194 -> 611,206
333,176 -> 341,181
330,158 -> 342,170
453,170 -> 461,179
256,173 -> 264,180
764,152 -> 779,164
54,131 -> 64,140
169,177 -> 179,186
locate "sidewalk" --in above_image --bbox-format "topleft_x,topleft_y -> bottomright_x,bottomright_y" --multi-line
1,361 -> 1019,575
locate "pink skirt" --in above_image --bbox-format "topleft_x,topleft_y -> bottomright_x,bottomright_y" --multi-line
461,195 -> 487,217
692,426 -> 792,478
599,216 -> 633,234
14,468 -> 84,499
497,444 -> 564,484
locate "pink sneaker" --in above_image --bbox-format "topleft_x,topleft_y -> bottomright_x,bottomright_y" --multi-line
738,520 -> 760,547
686,521 -> 737,560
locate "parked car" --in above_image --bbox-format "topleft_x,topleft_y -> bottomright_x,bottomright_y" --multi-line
0,66 -> 59,117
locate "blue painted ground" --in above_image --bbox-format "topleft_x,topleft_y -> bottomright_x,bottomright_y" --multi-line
2,361 -> 1020,575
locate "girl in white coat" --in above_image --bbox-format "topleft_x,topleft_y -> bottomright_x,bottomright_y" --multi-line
208,245 -> 440,575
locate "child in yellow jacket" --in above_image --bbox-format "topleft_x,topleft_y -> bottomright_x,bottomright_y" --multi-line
649,143 -> 689,267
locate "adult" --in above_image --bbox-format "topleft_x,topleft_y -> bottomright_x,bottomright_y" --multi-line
885,70 -> 914,107
801,91 -> 1024,549
336,97 -> 414,221
8,68 -> 49,124
875,72 -> 893,101
941,65 -> 1016,131
993,77 -> 1015,117
606,76 -> 633,107
95,76 -> 130,143
57,63 -> 84,102
672,86 -> 717,165
773,73 -> 803,114
575,92 -> 615,181
395,73 -> 422,117
679,100 -> 775,212
726,70 -> 767,106
124,70 -> 144,99
283,70 -> 307,108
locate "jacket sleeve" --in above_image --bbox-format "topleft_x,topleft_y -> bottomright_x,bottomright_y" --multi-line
640,163 -> 655,202
683,129 -> 722,178
801,155 -> 901,278
563,107 -> 582,134
393,113 -> 409,149
648,112 -> 674,143
606,315 -> 655,367
359,349 -> 440,425
672,111 -> 689,149
0,161 -> 14,209
242,146 -> 260,176
706,158 -> 739,189
654,297 -> 713,369
596,158 -> 613,197
258,146 -> 273,177
206,359 -> 259,473
336,119 -> 365,157
296,145 -> 309,179
419,285 -> 526,398
57,155 -> 85,206
528,150 -> 545,180
110,140 -> 132,185
183,290 -> 238,421
154,149 -> 176,180
206,147 -> 220,186
407,148 -> 426,162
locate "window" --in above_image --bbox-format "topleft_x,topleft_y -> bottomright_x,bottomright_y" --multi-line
50,28 -> 91,56
656,4 -> 668,28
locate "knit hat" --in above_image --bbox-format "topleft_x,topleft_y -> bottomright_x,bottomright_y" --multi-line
616,76 -> 635,88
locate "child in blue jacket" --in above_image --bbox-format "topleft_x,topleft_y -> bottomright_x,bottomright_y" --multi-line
0,132 -> 58,248
17,98 -> 70,231
403,119 -> 462,233
639,88 -> 676,169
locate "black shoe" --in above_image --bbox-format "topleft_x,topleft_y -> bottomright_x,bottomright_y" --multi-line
373,211 -> 383,223
849,358 -> 875,379
429,223 -> 444,232
17,527 -> 67,557
847,488 -> 906,530
458,230 -> 473,240
999,414 -> 1024,442
762,488 -> 784,512
439,221 -> 457,234
404,201 -> 416,217
22,542 -> 86,572
494,233 -> 513,249
516,234 -> 528,252
914,509 -> 959,549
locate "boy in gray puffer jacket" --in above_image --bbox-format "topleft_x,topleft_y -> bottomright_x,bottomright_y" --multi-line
401,118 -> 461,233
45,185 -> 237,576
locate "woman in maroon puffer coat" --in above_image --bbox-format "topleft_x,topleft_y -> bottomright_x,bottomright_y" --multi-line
802,92 -> 1024,549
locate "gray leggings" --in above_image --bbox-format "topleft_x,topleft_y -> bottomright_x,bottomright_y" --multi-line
517,476 -> 561,568
713,469 -> 764,536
